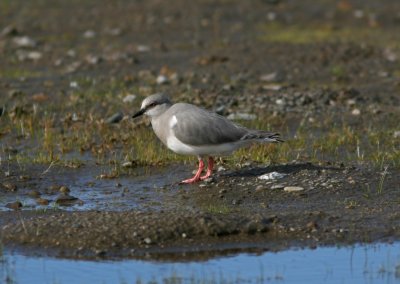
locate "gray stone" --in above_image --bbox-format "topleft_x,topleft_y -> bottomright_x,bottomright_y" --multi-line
106,112 -> 123,124
284,186 -> 304,192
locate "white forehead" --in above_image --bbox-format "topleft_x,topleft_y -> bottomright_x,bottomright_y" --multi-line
140,93 -> 169,109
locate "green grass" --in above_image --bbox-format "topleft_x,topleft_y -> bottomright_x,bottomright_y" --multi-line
2,108 -> 400,171
0,68 -> 41,79
1,76 -> 399,172
259,23 -> 400,46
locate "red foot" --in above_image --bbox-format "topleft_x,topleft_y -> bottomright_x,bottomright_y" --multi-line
200,157 -> 214,180
179,157 -> 215,184
179,159 -> 204,184
180,176 -> 201,184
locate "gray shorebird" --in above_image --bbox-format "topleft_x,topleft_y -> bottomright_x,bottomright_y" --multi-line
132,93 -> 283,184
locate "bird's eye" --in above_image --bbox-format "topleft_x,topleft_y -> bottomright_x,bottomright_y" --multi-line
148,102 -> 157,108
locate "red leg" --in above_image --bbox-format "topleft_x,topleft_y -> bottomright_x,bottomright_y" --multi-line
180,158 -> 204,184
200,157 -> 214,180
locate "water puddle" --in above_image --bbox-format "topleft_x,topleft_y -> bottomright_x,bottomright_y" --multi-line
2,243 -> 399,284
1,165 -> 188,212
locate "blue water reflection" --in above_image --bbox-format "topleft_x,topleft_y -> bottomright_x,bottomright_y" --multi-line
2,243 -> 400,284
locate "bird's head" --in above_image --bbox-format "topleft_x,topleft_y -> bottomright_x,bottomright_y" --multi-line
132,93 -> 172,119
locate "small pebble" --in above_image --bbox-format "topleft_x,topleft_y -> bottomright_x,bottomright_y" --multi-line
13,36 -> 36,47
255,185 -> 266,192
137,45 -> 150,52
28,190 -> 41,198
6,201 -> 23,210
83,30 -> 96,38
122,94 -> 136,103
1,25 -> 18,36
271,184 -> 285,190
2,182 -> 17,191
106,112 -> 124,124
156,75 -> 168,85
258,172 -> 286,180
55,193 -> 79,206
284,186 -> 304,192
59,186 -> 70,193
227,113 -> 256,121
122,161 -> 134,168
36,198 -> 50,205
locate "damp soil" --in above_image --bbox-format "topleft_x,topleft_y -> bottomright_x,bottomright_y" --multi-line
1,0 -> 400,260
1,161 -> 399,260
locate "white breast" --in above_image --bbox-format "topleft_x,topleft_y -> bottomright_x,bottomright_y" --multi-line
167,133 -> 250,156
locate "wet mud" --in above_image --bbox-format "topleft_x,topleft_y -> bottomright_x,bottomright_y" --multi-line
1,0 -> 400,259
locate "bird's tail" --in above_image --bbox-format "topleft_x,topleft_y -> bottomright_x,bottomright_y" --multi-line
240,131 -> 284,143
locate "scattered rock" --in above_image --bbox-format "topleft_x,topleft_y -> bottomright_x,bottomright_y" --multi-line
6,201 -> 23,210
351,108 -> 361,116
105,27 -> 121,36
217,166 -> 226,172
156,75 -> 169,85
122,161 -> 135,168
284,186 -> 304,192
32,93 -> 48,102
83,30 -> 96,38
1,25 -> 19,37
353,9 -> 364,18
196,55 -> 229,65
262,84 -> 283,91
95,249 -> 107,257
8,89 -> 25,98
28,190 -> 41,198
85,54 -> 101,64
202,177 -> 215,184
136,45 -> 151,52
346,99 -> 356,106
144,237 -> 152,244
383,48 -> 397,62
255,185 -> 266,192
306,221 -> 318,231
59,186 -> 70,193
2,182 -> 17,192
46,185 -> 61,194
259,71 -> 285,82
13,36 -> 36,47
36,198 -> 50,206
69,81 -> 79,88
106,112 -> 124,124
393,131 -> 400,138
227,113 -> 256,121
55,194 -> 81,206
271,184 -> 285,190
17,50 -> 42,61
258,172 -> 286,180
67,49 -> 76,57
122,94 -> 137,103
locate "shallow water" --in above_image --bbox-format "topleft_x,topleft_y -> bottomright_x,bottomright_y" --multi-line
2,243 -> 400,284
0,165 -> 188,212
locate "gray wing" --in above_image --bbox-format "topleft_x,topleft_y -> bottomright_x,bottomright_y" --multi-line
171,104 -> 248,146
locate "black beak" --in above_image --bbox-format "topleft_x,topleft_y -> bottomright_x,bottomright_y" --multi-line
132,108 -> 146,118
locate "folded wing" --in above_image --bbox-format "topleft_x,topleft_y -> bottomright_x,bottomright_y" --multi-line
171,104 -> 248,146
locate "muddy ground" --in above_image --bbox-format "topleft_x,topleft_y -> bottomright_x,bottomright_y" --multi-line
0,0 -> 400,259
